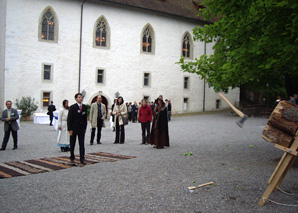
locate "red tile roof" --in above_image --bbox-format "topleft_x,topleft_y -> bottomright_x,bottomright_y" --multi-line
92,0 -> 212,23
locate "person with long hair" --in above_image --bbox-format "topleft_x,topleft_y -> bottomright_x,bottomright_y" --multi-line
57,100 -> 70,152
149,98 -> 170,149
112,96 -> 127,144
111,98 -> 118,132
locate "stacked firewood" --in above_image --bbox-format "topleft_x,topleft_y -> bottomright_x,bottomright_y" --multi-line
262,101 -> 298,148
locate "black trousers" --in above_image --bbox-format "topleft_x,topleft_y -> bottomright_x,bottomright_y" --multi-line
141,121 -> 150,143
1,124 -> 18,149
70,131 -> 85,161
115,117 -> 125,143
49,114 -> 53,125
132,112 -> 137,122
128,112 -> 132,121
90,119 -> 103,143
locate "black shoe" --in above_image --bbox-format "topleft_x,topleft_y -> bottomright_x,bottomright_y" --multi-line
70,159 -> 75,164
113,127 -> 115,132
50,124 -> 53,126
140,142 -> 145,145
0,148 -> 5,151
12,147 -> 17,150
90,143 -> 93,145
80,160 -> 86,165
97,142 -> 101,144
113,142 -> 119,144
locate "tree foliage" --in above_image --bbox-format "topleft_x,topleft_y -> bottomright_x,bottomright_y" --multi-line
177,0 -> 298,96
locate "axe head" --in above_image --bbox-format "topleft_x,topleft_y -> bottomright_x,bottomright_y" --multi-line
236,114 -> 248,128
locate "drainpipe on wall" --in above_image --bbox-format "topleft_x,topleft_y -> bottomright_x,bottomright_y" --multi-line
203,41 -> 206,112
78,0 -> 85,93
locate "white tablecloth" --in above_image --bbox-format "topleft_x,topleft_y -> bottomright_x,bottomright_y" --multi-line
17,110 -> 22,127
53,111 -> 59,130
33,113 -> 50,124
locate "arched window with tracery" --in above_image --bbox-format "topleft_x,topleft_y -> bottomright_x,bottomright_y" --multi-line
141,24 -> 155,54
39,7 -> 58,43
94,16 -> 110,49
182,32 -> 193,59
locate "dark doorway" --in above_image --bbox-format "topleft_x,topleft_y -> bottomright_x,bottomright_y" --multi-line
91,95 -> 108,119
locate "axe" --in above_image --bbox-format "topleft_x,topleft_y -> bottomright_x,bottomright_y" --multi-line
218,92 -> 248,128
187,181 -> 214,192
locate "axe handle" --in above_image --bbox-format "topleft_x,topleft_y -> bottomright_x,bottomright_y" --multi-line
218,92 -> 245,118
188,182 -> 214,190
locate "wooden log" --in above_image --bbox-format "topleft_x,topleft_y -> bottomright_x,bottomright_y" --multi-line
262,125 -> 293,147
262,101 -> 298,147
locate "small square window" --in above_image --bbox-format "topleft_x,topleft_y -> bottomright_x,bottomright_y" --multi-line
43,92 -> 51,107
44,65 -> 51,80
184,98 -> 188,111
97,69 -> 104,84
216,99 -> 221,109
184,77 -> 189,89
144,73 -> 150,86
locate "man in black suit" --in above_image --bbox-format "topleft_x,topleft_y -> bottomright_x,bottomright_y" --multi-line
67,93 -> 88,165
47,101 -> 56,126
1,100 -> 19,150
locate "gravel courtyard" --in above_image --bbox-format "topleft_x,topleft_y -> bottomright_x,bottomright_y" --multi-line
0,112 -> 297,213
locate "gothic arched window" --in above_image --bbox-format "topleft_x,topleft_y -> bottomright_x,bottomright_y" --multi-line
39,7 -> 58,43
141,24 -> 155,54
94,16 -> 110,49
182,32 -> 193,59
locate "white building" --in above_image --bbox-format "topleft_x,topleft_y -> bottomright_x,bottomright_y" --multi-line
0,0 -> 239,114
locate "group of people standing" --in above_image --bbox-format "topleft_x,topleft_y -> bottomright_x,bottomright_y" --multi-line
126,99 -> 172,123
0,93 -> 170,165
56,93 -> 170,165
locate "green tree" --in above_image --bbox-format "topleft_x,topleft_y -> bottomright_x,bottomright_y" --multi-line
177,0 -> 298,98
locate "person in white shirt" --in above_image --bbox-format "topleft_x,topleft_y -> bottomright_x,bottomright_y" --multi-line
57,100 -> 70,152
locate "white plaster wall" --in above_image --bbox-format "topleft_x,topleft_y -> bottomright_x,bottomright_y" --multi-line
4,0 -> 239,113
5,0 -> 81,110
80,1 -> 209,113
0,0 -> 7,111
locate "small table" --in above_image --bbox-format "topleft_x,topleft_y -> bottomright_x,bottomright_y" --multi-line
33,113 -> 50,124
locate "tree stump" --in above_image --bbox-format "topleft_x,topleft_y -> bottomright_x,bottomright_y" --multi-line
262,101 -> 298,148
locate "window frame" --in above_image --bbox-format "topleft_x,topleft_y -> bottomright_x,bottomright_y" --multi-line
143,96 -> 150,102
38,7 -> 59,43
96,68 -> 106,85
181,32 -> 193,59
93,16 -> 110,49
140,24 -> 155,54
41,63 -> 53,82
183,97 -> 189,111
41,91 -> 53,108
183,76 -> 190,90
216,99 -> 221,110
143,72 -> 151,87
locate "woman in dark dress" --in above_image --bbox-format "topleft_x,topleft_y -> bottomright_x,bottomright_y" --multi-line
149,98 -> 169,149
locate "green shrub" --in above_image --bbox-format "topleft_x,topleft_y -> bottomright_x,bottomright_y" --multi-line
15,96 -> 38,117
